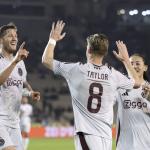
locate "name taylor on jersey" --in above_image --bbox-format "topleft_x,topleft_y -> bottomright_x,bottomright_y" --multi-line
87,71 -> 108,81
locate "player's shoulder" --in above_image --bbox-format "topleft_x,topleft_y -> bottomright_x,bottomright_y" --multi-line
56,60 -> 81,67
18,60 -> 25,66
80,62 -> 92,70
63,61 -> 84,71
111,67 -> 128,77
104,63 -> 113,70
17,60 -> 26,70
63,61 -> 82,65
0,54 -> 5,66
78,62 -> 86,67
103,63 -> 113,73
117,88 -> 127,94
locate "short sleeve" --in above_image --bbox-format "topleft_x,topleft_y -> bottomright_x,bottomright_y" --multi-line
112,68 -> 135,90
53,60 -> 79,79
0,58 -> 6,73
20,61 -> 27,82
22,88 -> 31,97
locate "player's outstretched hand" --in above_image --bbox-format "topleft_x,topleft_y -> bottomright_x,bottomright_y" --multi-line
13,42 -> 29,63
31,91 -> 40,101
49,20 -> 66,41
113,41 -> 130,63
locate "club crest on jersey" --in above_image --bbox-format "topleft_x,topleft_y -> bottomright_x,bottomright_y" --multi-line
0,137 -> 5,146
18,68 -> 23,76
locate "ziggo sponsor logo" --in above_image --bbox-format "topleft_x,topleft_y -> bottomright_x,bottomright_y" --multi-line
123,100 -> 147,109
6,78 -> 23,87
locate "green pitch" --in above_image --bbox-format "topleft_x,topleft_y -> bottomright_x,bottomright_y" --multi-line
28,138 -> 116,150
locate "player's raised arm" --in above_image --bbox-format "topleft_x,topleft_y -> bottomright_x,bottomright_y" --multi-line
0,42 -> 29,85
113,40 -> 141,88
42,20 -> 66,70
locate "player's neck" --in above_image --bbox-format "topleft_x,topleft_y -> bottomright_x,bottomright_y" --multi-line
1,49 -> 14,60
88,55 -> 103,65
138,76 -> 145,84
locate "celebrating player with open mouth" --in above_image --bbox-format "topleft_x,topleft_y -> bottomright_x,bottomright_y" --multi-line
115,53 -> 150,150
0,23 -> 40,150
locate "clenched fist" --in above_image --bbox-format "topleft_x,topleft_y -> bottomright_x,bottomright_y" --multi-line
31,91 -> 40,101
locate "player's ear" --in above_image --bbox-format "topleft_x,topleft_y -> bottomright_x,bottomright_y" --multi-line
144,65 -> 148,72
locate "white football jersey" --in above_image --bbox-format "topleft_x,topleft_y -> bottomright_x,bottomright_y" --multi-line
0,54 -> 27,128
20,104 -> 32,124
116,83 -> 150,150
53,60 -> 135,139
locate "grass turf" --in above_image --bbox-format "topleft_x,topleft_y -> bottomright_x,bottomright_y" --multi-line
28,138 -> 116,150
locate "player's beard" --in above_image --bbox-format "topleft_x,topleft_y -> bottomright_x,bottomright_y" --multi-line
3,43 -> 17,54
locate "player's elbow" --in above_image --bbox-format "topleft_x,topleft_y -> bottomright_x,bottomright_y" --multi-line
42,58 -> 48,67
42,55 -> 48,64
42,57 -> 47,65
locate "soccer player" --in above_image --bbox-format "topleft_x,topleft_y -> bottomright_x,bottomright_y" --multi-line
0,23 -> 40,150
20,96 -> 33,150
42,20 -> 141,150
116,53 -> 150,150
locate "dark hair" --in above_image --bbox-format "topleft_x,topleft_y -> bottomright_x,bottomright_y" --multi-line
130,53 -> 149,81
0,22 -> 17,38
86,33 -> 109,56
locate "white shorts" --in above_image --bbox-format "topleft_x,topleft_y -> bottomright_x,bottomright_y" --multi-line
20,122 -> 31,133
0,125 -> 23,150
74,132 -> 112,150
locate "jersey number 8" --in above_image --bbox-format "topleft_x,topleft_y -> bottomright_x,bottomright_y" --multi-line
87,82 -> 103,113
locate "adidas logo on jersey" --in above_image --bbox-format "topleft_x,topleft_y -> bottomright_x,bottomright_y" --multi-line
122,91 -> 128,96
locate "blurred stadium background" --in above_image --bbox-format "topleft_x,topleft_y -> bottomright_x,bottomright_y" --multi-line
0,0 -> 150,149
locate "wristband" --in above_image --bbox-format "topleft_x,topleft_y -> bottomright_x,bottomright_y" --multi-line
28,91 -> 32,97
48,38 -> 56,46
22,88 -> 32,97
